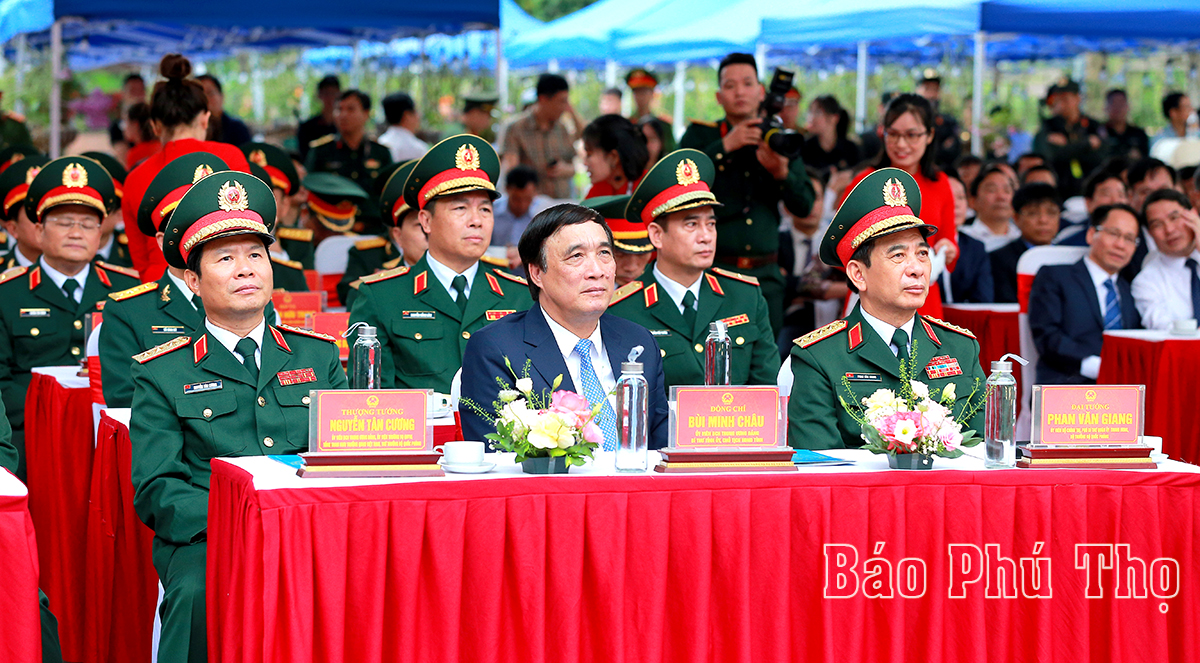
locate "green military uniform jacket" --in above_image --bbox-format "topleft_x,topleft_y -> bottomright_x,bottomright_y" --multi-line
348,253 -> 533,393
130,323 -> 347,547
787,303 -> 986,449
305,134 -> 393,231
0,111 -> 33,151
276,227 -> 316,270
97,232 -> 135,269
270,255 -> 309,292
0,262 -> 140,427
0,247 -> 34,271
98,275 -> 205,408
607,262 -> 779,389
337,236 -> 400,306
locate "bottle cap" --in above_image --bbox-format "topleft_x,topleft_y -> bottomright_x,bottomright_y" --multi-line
991,360 -> 1011,372
343,321 -> 376,338
621,361 -> 644,374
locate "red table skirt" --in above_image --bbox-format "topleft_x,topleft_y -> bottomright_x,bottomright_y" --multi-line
24,372 -> 95,662
941,305 -> 1022,377
0,472 -> 43,663
208,462 -> 1200,662
1099,334 -> 1200,463
83,414 -> 157,663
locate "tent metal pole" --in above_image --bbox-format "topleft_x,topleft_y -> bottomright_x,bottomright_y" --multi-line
14,34 -> 27,117
50,19 -> 63,158
496,30 -> 509,112
605,59 -> 617,88
251,51 -> 265,126
672,60 -> 685,141
856,41 -> 868,135
972,31 -> 985,157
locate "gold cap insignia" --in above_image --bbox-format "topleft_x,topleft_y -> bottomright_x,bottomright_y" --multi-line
882,177 -> 907,207
455,144 -> 480,171
193,164 -> 214,183
25,166 -> 41,185
249,150 -> 267,168
676,158 -> 700,186
217,180 -> 249,212
63,162 -> 88,188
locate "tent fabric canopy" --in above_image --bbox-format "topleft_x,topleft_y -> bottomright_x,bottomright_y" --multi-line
979,0 -> 1200,40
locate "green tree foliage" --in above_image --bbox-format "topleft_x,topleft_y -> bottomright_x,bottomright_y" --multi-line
517,0 -> 596,22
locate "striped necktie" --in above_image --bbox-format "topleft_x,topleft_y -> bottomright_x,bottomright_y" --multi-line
574,338 -> 618,451
1103,280 -> 1123,330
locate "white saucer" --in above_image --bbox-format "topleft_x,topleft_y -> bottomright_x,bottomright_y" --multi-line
1150,452 -> 1169,463
441,461 -> 495,474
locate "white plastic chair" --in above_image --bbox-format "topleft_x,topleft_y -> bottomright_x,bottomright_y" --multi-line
312,234 -> 363,275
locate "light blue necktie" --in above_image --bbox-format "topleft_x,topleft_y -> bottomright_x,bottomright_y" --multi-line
574,338 -> 618,451
1103,280 -> 1123,330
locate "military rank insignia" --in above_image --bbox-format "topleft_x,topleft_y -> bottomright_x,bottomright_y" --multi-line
925,355 -> 963,379
277,368 -> 318,386
485,310 -> 515,321
719,314 -> 749,328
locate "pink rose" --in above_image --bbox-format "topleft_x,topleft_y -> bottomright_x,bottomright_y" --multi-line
552,390 -> 591,414
582,421 -> 604,446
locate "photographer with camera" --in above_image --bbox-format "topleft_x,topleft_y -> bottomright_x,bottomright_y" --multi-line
680,53 -> 815,337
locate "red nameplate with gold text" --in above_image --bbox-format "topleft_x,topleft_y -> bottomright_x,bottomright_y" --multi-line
670,385 -> 782,448
308,389 -> 431,453
1032,384 -> 1145,445
273,291 -> 326,328
306,312 -> 351,361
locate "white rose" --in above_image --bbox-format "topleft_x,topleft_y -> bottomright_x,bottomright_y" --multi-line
498,389 -> 520,403
909,380 -> 930,399
515,377 -> 534,394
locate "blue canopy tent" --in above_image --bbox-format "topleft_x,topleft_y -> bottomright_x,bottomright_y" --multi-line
979,0 -> 1200,39
505,0 -> 672,69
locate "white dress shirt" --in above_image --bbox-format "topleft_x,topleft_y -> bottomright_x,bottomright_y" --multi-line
166,269 -> 199,309
540,307 -> 616,410
95,234 -> 116,262
425,251 -> 478,303
377,125 -> 429,163
1131,249 -> 1200,331
1080,256 -> 1123,379
860,307 -> 916,358
652,263 -> 702,316
961,219 -> 1022,252
204,317 -> 266,369
39,257 -> 89,304
11,244 -> 35,267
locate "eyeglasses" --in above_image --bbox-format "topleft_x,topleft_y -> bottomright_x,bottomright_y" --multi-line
884,129 -> 929,144
45,217 -> 101,231
1095,225 -> 1140,246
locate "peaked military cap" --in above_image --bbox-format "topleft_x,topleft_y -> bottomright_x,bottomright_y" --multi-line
162,170 -> 276,269
819,167 -> 936,269
247,162 -> 272,191
0,145 -> 40,177
303,172 -> 367,233
918,68 -> 941,85
1047,77 -> 1080,99
402,134 -> 500,211
25,156 -> 116,223
583,194 -> 651,254
626,148 -> 720,226
462,91 -> 499,114
625,68 -> 658,89
0,155 -> 50,221
137,152 -> 229,236
242,142 -> 299,195
379,159 -> 418,227
82,151 -> 128,202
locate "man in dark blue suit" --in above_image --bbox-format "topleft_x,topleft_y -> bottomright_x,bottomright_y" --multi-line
460,204 -> 670,448
945,231 -> 994,303
1029,204 -> 1142,384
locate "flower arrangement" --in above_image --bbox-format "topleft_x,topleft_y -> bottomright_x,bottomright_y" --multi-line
462,357 -> 603,468
839,338 -> 986,459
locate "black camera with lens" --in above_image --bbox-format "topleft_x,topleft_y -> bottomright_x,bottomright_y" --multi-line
759,67 -> 804,159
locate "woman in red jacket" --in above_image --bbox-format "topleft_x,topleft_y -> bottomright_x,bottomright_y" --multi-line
839,93 -> 958,318
122,54 -> 250,282
583,114 -> 648,198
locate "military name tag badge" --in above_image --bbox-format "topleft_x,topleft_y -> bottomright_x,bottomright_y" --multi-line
19,308 -> 50,318
485,309 -> 516,321
402,311 -> 436,320
183,380 -> 223,395
845,372 -> 882,382
649,329 -> 670,337
277,367 -> 318,386
719,314 -> 750,328
925,356 -> 963,379
152,325 -> 186,334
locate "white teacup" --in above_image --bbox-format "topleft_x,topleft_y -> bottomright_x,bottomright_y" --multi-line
435,441 -> 485,466
1171,318 -> 1198,334
428,392 -> 454,418
1141,435 -> 1164,456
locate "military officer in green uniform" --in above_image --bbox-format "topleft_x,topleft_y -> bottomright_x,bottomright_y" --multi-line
305,90 -> 393,234
130,170 -> 347,663
0,157 -> 139,478
0,154 -> 49,270
247,161 -> 308,292
349,135 -> 533,393
626,68 -> 676,154
82,151 -> 135,269
445,92 -> 499,142
98,152 -> 230,407
608,150 -> 780,388
243,141 -> 315,269
339,159 -> 430,307
787,168 -> 986,449
678,53 -> 815,339
0,100 -> 33,151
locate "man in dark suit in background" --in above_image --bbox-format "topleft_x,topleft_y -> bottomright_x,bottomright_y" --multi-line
991,182 -> 1061,303
1029,204 -> 1141,384
460,204 -> 670,449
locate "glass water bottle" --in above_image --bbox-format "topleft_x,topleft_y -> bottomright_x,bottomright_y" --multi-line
705,320 -> 731,386
615,355 -> 649,472
984,355 -> 1021,468
346,322 -> 382,389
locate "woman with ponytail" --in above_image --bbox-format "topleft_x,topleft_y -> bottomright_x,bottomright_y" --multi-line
122,54 -> 251,281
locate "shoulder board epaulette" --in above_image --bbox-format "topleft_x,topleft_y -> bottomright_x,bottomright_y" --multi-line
795,319 -> 848,349
922,316 -> 976,340
133,335 -> 191,364
277,227 -> 314,242
361,265 -> 409,284
308,134 -> 335,149
381,256 -> 403,270
95,261 -> 140,279
0,265 -> 27,285
711,266 -> 759,286
354,237 -> 388,251
688,118 -> 717,128
117,232 -> 129,245
492,269 -> 527,285
270,255 -> 304,270
108,281 -> 159,301
276,323 -> 337,343
610,280 -> 644,305
479,254 -> 508,268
